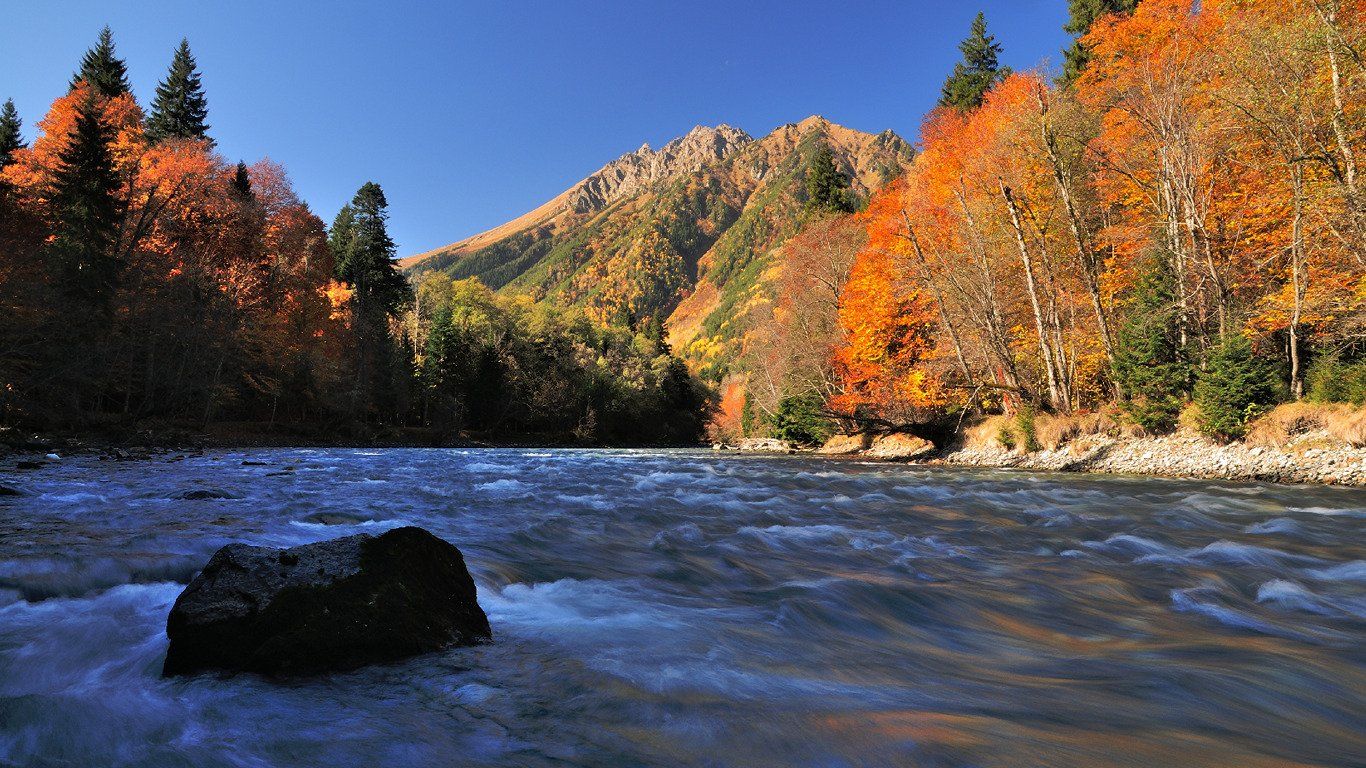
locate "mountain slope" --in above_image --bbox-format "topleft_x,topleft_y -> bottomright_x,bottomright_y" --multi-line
403,116 -> 913,374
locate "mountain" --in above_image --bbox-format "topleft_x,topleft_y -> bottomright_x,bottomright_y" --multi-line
402,116 -> 913,376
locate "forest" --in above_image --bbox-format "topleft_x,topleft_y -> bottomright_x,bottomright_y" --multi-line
3,0 -> 1364,450
743,0 -> 1366,446
0,30 -> 712,445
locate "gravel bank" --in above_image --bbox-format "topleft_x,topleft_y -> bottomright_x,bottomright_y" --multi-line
928,433 -> 1366,486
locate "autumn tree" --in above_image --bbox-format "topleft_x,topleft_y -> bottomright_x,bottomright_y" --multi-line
939,12 -> 1010,112
69,27 -> 131,97
146,39 -> 211,144
0,100 -> 24,169
1060,0 -> 1139,87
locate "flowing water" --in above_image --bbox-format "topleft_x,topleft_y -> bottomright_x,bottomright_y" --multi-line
0,449 -> 1363,767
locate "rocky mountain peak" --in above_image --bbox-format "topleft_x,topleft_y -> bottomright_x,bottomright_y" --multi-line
568,124 -> 753,214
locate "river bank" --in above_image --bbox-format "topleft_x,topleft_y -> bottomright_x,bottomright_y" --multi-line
725,404 -> 1366,486
925,433 -> 1366,486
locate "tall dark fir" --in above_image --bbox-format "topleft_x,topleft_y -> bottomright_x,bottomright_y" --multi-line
805,142 -> 855,214
0,99 -> 25,169
331,182 -> 410,319
146,39 -> 212,144
69,26 -> 132,98
48,96 -> 123,307
938,12 -> 1010,112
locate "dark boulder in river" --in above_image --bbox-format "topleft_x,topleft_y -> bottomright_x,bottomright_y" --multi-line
162,526 -> 491,677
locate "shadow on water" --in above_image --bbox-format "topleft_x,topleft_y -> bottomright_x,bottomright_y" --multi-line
0,449 -> 1362,767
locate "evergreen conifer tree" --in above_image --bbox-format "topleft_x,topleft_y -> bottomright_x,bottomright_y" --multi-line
1194,333 -> 1281,441
69,27 -> 132,97
146,39 -> 211,144
230,161 -> 253,200
1060,0 -> 1139,88
48,95 -> 123,306
805,142 -> 855,214
331,182 -> 410,319
938,12 -> 1010,112
1112,253 -> 1191,432
0,99 -> 25,169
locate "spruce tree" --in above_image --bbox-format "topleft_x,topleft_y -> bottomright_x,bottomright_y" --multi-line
938,12 -> 1010,112
805,142 -> 855,214
1060,0 -> 1139,88
331,182 -> 410,319
1194,333 -> 1281,441
48,95 -> 123,307
146,39 -> 211,144
0,99 -> 25,169
1112,253 -> 1191,432
230,161 -> 253,200
70,27 -> 132,98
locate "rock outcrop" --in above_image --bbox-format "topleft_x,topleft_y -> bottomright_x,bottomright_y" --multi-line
817,434 -> 870,455
568,124 -> 752,214
163,526 -> 491,677
865,433 -> 935,461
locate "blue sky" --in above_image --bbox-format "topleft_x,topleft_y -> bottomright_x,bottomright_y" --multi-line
1,1 -> 1072,256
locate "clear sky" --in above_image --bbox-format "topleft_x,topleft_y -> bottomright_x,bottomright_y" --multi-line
1,1 -> 1072,256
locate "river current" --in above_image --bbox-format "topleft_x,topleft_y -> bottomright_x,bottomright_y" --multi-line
0,449 -> 1362,767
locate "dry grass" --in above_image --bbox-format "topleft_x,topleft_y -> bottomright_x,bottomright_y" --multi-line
1246,402 -> 1366,448
964,411 -> 1119,452
964,415 -> 1013,450
1035,412 -> 1120,450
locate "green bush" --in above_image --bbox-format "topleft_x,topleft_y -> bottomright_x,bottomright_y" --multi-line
996,422 -> 1017,451
1194,333 -> 1282,441
1015,405 -> 1041,452
1306,355 -> 1366,405
771,392 -> 831,446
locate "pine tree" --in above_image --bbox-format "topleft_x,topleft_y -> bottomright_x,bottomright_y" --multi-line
938,12 -> 1010,112
805,142 -> 855,214
1194,333 -> 1281,441
48,95 -> 123,307
331,182 -> 410,319
1060,0 -> 1139,88
230,161 -> 253,200
146,39 -> 211,144
0,99 -> 25,169
70,27 -> 132,98
1112,253 -> 1191,432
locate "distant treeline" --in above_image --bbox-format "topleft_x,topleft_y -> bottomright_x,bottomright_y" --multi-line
0,29 -> 712,444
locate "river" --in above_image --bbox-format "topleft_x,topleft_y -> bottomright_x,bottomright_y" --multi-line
1,449 -> 1362,767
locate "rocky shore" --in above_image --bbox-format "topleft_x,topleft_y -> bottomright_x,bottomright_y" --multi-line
928,434 -> 1366,486
724,406 -> 1366,486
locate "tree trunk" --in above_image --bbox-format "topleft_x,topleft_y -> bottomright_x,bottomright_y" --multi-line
1001,180 -> 1063,411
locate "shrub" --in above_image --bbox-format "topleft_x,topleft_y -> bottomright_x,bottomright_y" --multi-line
1015,404 -> 1041,452
771,392 -> 831,446
996,422 -> 1017,451
1194,333 -> 1282,442
1306,355 -> 1366,405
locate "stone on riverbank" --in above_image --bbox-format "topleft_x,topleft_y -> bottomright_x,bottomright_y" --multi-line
738,438 -> 793,453
865,433 -> 935,461
162,526 -> 491,677
817,434 -> 870,455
